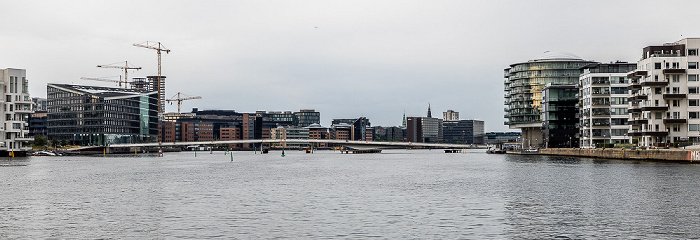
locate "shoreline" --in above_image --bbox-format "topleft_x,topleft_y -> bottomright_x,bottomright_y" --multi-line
508,148 -> 700,163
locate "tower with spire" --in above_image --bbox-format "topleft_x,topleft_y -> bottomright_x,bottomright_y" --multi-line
427,103 -> 432,118
402,111 -> 406,128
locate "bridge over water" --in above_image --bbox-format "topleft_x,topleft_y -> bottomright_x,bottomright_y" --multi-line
114,139 -> 481,149
66,139 -> 484,153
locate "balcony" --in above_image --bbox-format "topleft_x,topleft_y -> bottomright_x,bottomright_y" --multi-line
627,95 -> 648,101
643,131 -> 669,136
663,93 -> 687,99
15,137 -> 34,142
630,119 -> 648,125
627,108 -> 642,113
626,70 -> 648,79
628,131 -> 644,137
627,83 -> 642,90
663,68 -> 686,74
663,118 -> 687,124
641,81 -> 669,87
641,105 -> 669,111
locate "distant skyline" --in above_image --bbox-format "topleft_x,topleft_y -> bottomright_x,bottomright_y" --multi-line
2,0 -> 699,131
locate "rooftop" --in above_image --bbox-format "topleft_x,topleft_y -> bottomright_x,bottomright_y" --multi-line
530,51 -> 584,62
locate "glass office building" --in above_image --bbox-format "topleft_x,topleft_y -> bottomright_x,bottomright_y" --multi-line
47,84 -> 158,146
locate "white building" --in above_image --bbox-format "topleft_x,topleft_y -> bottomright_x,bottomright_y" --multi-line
443,110 -> 459,121
0,68 -> 34,155
627,38 -> 700,147
578,62 -> 637,148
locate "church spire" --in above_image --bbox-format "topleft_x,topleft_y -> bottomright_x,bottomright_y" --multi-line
427,103 -> 432,118
402,110 -> 406,128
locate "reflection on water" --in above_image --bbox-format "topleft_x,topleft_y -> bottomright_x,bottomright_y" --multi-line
0,150 -> 698,238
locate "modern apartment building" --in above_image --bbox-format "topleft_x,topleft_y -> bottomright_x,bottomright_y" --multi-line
0,68 -> 34,156
627,38 -> 700,147
578,62 -> 636,148
542,84 -> 578,148
504,52 -> 594,148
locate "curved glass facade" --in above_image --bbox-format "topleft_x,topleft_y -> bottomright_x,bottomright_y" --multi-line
504,57 -> 594,127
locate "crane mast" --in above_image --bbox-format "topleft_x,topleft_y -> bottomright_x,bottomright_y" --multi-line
133,41 -> 170,115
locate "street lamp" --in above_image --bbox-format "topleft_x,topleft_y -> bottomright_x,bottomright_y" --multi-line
569,136 -> 572,148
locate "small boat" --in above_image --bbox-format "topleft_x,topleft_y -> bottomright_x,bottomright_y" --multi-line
486,148 -> 506,154
34,151 -> 57,156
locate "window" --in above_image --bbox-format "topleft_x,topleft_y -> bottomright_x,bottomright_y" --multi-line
611,108 -> 627,115
691,99 -> 700,106
690,87 -> 699,94
611,87 -> 627,94
673,75 -> 680,82
673,100 -> 680,107
655,112 -> 662,119
689,49 -> 698,56
655,88 -> 662,94
691,124 -> 699,131
673,124 -> 680,132
690,75 -> 698,82
655,62 -> 662,69
672,87 -> 680,93
690,112 -> 699,119
611,97 -> 627,105
690,62 -> 699,69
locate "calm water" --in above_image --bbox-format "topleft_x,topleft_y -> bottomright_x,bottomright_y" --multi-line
1,149 -> 699,239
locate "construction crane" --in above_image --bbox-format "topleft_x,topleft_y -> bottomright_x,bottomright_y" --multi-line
166,92 -> 201,114
80,76 -> 126,86
133,41 -> 170,115
96,61 -> 141,88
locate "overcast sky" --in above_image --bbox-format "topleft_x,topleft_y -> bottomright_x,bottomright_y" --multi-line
1,0 -> 699,131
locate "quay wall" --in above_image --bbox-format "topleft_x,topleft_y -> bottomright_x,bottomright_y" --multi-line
532,148 -> 700,162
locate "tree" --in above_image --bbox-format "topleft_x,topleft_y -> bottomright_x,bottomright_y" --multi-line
33,135 -> 47,147
60,139 -> 68,147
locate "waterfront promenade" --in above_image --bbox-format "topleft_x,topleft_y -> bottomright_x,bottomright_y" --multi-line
514,148 -> 700,162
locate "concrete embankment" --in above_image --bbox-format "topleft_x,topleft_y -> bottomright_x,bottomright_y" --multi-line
516,148 -> 700,163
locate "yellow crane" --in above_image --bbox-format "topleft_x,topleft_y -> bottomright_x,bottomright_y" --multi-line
96,61 -> 141,88
133,41 -> 170,115
166,92 -> 201,114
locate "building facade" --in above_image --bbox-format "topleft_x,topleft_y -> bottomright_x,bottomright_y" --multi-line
47,84 -> 158,145
484,132 -> 522,143
406,117 -> 443,143
29,111 -> 47,137
504,52 -> 594,148
628,38 -> 700,147
331,117 -> 371,141
294,109 -> 320,127
542,84 -> 578,148
443,110 -> 459,121
578,62 -> 636,148
32,97 -> 47,112
442,120 -> 484,144
0,68 -> 34,155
